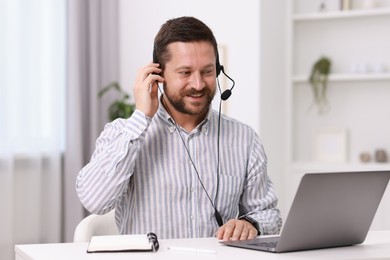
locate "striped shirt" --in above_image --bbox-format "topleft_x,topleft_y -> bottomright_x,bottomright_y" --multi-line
76,103 -> 282,239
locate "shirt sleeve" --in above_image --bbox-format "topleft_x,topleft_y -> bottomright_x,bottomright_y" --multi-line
76,110 -> 151,215
238,132 -> 283,235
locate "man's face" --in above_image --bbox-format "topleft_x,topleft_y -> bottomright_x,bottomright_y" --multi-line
162,41 -> 217,117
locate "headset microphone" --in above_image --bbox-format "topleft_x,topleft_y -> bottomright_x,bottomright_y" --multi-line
218,65 -> 235,101
221,89 -> 232,101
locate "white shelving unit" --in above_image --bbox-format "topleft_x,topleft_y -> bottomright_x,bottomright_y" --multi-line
284,1 -> 390,229
293,7 -> 390,20
293,73 -> 390,83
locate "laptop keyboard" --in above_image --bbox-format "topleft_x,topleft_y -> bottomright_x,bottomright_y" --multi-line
249,241 -> 278,248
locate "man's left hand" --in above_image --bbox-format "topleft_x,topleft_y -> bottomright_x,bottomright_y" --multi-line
216,219 -> 258,241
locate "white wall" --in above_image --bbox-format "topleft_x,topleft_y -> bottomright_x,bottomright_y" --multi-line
118,0 -> 262,133
258,1 -> 287,212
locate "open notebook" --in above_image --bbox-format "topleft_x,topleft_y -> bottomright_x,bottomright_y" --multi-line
87,232 -> 159,253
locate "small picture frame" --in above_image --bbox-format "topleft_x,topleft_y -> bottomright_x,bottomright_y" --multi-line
314,128 -> 348,162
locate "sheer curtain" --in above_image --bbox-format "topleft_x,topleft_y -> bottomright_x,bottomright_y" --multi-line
0,0 -> 65,259
64,0 -> 120,242
0,2 -> 120,257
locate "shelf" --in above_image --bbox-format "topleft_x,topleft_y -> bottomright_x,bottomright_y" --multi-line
288,162 -> 390,173
292,73 -> 390,83
293,7 -> 390,21
286,1 -> 390,231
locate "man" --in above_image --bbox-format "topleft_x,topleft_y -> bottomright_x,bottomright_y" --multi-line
76,16 -> 282,241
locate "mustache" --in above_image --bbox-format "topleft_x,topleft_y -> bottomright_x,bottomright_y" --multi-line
184,88 -> 211,96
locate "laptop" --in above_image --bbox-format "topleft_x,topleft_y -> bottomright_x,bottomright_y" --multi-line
221,170 -> 390,253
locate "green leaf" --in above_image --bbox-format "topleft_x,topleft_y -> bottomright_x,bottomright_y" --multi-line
99,82 -> 135,121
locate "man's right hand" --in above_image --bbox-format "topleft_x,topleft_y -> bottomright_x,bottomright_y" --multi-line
133,63 -> 164,118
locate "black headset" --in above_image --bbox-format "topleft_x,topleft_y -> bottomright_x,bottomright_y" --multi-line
153,47 -> 235,101
152,45 -> 236,227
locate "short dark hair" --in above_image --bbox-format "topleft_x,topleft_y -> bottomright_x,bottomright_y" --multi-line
153,16 -> 218,71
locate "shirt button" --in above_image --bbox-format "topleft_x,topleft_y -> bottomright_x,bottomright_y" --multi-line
190,187 -> 194,192
190,215 -> 195,220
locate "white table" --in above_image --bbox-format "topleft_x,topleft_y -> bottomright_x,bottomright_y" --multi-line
15,230 -> 390,260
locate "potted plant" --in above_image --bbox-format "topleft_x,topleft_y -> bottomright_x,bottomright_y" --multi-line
309,56 -> 332,114
98,82 -> 135,121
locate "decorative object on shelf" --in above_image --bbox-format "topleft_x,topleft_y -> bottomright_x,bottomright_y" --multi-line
375,149 -> 388,163
359,152 -> 371,163
340,0 -> 351,10
319,0 -> 328,12
314,127 -> 347,162
98,81 -> 135,121
349,62 -> 369,74
352,0 -> 381,9
371,62 -> 387,73
309,56 -> 332,114
317,0 -> 343,12
349,61 -> 388,74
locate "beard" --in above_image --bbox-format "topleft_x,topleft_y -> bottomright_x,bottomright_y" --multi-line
163,83 -> 216,116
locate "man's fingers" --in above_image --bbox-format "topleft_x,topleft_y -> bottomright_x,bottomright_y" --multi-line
135,64 -> 162,85
222,221 -> 235,241
133,63 -> 164,118
248,228 -> 258,239
216,219 -> 258,241
239,226 -> 250,240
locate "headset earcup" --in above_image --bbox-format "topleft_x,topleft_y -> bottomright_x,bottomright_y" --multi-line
153,47 -> 158,64
216,62 -> 221,77
216,48 -> 222,77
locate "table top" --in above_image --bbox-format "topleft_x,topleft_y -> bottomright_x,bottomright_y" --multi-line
15,230 -> 390,260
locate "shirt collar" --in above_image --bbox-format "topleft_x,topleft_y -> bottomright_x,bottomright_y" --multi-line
156,95 -> 211,135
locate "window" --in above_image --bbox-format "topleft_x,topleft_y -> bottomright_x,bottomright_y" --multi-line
0,0 -> 66,153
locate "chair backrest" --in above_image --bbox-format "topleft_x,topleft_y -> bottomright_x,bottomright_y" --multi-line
73,209 -> 119,242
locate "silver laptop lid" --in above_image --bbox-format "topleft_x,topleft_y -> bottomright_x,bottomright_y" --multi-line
277,171 -> 390,252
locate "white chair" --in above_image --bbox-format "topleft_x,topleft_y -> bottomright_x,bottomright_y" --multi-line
73,209 -> 119,242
